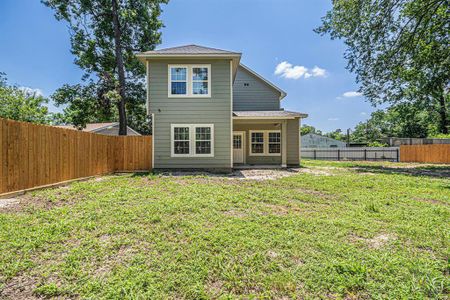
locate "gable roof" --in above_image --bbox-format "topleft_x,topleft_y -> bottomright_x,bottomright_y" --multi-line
56,123 -> 140,135
239,64 -> 287,100
138,44 -> 241,56
136,44 -> 242,79
302,133 -> 345,143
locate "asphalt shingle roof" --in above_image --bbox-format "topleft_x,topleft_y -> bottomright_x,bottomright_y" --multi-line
233,110 -> 308,118
140,44 -> 241,55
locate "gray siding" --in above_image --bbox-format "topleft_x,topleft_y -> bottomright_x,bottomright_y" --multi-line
148,59 -> 232,169
233,66 -> 281,111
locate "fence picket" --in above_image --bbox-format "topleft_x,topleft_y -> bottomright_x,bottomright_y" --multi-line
0,118 -> 152,195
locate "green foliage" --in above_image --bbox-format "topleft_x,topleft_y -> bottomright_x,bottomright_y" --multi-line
300,124 -> 322,136
352,102 -> 441,143
430,133 -> 450,139
316,0 -> 449,133
0,73 -> 50,124
43,0 -> 168,134
0,161 -> 448,298
367,141 -> 388,147
325,128 -> 346,141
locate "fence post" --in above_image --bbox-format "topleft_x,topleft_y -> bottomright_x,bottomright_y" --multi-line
314,149 -> 316,160
364,149 -> 367,161
337,149 -> 340,161
396,148 -> 399,162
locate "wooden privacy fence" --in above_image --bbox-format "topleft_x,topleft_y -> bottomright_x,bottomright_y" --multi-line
400,144 -> 450,164
0,118 -> 152,195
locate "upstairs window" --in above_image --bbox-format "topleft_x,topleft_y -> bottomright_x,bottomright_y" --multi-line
169,65 -> 211,97
170,67 -> 187,95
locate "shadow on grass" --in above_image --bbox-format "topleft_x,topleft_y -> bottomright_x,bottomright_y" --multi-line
351,165 -> 450,178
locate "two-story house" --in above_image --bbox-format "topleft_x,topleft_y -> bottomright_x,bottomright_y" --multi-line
137,45 -> 307,172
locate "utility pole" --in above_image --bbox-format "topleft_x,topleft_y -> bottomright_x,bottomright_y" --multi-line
346,128 -> 351,147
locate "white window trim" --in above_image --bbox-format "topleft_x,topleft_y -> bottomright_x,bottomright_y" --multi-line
171,124 -> 214,157
249,130 -> 281,156
168,65 -> 211,98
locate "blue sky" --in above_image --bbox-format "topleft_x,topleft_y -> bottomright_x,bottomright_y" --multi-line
0,0 -> 377,132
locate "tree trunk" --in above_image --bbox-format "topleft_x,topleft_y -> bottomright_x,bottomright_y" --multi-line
438,93 -> 448,134
112,0 -> 127,135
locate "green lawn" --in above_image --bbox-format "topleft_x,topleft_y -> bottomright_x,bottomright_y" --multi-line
0,160 -> 449,299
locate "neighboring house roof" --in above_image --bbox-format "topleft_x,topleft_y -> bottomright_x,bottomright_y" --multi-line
56,122 -> 141,135
239,64 -> 287,100
302,133 -> 346,144
233,110 -> 308,119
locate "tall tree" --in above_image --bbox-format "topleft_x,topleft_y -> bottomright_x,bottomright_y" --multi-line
0,73 -> 51,124
43,0 -> 168,134
316,0 -> 449,134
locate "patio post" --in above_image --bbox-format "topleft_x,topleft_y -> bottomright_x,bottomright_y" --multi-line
282,120 -> 287,167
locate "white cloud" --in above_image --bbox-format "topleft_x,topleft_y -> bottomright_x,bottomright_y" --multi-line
328,117 -> 339,121
19,86 -> 44,97
275,61 -> 327,80
312,66 -> 326,77
360,112 -> 367,116
342,91 -> 362,98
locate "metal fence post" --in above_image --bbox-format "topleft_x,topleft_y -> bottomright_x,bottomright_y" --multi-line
337,149 -> 340,161
314,149 -> 316,160
364,149 -> 367,161
396,148 -> 399,162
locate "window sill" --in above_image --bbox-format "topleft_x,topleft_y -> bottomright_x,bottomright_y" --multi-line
248,153 -> 281,157
168,95 -> 211,98
171,154 -> 215,158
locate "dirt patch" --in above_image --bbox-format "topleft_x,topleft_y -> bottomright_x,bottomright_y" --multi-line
412,197 -> 448,206
0,189 -> 87,213
223,209 -> 247,218
298,168 -> 335,176
267,250 -> 279,259
233,169 -> 301,180
0,274 -> 39,300
350,233 -> 396,249
0,198 -> 20,209
352,164 -> 450,178
369,234 -> 396,249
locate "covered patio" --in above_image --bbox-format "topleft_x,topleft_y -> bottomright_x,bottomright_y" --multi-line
232,110 -> 308,168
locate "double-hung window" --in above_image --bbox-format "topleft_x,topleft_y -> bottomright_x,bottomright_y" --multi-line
249,130 -> 281,156
169,65 -> 211,97
171,124 -> 214,157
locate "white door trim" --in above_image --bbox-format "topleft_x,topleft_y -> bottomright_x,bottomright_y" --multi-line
233,131 -> 245,164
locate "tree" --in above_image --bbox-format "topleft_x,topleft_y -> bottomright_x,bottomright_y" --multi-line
300,124 -> 322,136
351,102 -> 439,143
43,0 -> 168,134
316,0 -> 449,134
0,73 -> 50,124
324,129 -> 346,141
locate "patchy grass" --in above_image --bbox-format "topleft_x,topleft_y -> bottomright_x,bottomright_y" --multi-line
0,160 -> 448,299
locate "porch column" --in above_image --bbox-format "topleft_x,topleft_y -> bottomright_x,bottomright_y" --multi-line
281,120 -> 287,167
